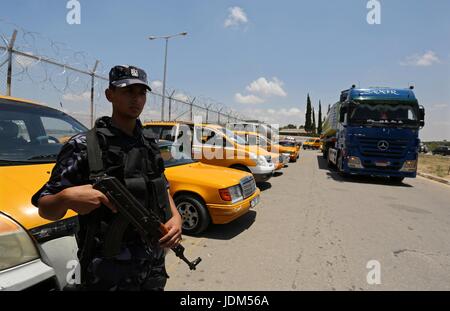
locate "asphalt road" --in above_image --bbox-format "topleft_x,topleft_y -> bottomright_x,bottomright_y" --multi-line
165,150 -> 450,290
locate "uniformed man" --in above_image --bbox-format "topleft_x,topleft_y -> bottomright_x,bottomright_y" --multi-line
32,65 -> 182,291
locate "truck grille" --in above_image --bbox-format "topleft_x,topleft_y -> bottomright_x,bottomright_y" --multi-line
357,137 -> 408,159
240,175 -> 256,199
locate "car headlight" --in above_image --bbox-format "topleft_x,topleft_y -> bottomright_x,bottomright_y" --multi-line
256,155 -> 269,166
0,213 -> 40,271
219,185 -> 244,203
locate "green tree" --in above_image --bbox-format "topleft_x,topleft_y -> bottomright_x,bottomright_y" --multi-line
312,107 -> 316,134
318,101 -> 322,135
305,93 -> 312,132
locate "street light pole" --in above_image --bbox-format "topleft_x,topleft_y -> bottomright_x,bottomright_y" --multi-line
161,38 -> 169,121
148,32 -> 187,121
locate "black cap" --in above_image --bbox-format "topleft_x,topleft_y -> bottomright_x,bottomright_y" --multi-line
109,65 -> 151,91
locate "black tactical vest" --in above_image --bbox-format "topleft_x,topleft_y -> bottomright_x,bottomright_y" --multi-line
76,118 -> 172,283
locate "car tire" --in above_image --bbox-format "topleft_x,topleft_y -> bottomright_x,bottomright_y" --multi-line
174,194 -> 210,235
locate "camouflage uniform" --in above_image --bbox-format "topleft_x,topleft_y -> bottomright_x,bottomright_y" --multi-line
32,116 -> 170,291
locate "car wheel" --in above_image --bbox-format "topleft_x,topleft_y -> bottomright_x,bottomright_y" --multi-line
174,195 -> 210,235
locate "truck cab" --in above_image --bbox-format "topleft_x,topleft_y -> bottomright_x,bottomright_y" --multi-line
322,87 -> 425,182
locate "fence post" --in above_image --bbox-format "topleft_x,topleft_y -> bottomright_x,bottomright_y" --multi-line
90,60 -> 100,128
189,97 -> 196,122
6,30 -> 17,96
168,90 -> 175,121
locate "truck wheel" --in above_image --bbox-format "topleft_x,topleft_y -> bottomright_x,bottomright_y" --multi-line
337,153 -> 349,178
174,195 -> 210,235
327,149 -> 335,169
389,176 -> 405,183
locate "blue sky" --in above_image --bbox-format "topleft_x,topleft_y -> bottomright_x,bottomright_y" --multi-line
0,0 -> 449,140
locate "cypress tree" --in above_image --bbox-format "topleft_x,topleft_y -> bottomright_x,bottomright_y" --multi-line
312,107 -> 316,134
318,101 -> 322,135
305,94 -> 312,132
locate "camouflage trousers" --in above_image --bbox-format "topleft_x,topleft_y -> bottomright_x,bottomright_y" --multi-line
81,247 -> 169,291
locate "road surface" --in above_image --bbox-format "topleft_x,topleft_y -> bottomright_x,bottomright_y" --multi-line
166,150 -> 450,290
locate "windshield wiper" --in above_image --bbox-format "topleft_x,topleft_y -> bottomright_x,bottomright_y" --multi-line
0,159 -> 32,165
27,154 -> 58,160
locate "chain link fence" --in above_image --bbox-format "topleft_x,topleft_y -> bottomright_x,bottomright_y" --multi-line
0,20 -> 248,128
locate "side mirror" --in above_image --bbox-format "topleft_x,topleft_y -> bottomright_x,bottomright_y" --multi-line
419,106 -> 425,127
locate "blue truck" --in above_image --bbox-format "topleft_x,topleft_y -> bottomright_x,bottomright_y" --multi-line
321,86 -> 425,182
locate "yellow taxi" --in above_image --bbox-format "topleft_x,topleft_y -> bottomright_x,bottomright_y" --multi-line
234,130 -> 300,163
143,121 -> 276,183
302,138 -> 321,150
0,95 -> 83,290
159,141 -> 260,234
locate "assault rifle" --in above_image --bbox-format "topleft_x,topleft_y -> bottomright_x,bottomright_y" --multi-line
93,175 -> 202,270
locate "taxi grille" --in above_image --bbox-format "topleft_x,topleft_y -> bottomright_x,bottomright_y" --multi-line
240,175 -> 256,198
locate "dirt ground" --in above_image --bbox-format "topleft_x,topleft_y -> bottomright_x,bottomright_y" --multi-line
418,154 -> 450,180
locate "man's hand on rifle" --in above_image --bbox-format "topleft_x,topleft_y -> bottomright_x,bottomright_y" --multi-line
159,191 -> 183,249
38,184 -> 117,221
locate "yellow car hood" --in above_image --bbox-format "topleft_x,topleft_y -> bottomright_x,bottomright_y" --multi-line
0,163 -> 76,229
274,145 -> 297,153
165,162 -> 251,189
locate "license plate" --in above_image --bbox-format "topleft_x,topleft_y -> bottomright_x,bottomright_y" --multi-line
375,161 -> 390,167
250,196 -> 260,208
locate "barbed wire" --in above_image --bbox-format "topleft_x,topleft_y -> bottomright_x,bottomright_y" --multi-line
0,19 -> 248,126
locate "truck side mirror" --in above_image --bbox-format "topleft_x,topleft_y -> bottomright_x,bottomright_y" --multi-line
419,106 -> 425,127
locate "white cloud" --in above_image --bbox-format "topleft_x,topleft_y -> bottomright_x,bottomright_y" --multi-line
401,51 -> 441,67
173,92 -> 190,102
62,91 -> 91,102
224,6 -> 248,28
246,77 -> 287,97
150,80 -> 163,93
241,107 -> 304,126
235,93 -> 265,104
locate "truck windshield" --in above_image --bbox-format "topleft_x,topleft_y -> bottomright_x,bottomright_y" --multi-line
349,100 -> 419,127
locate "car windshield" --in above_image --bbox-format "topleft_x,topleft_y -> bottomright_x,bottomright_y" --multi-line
221,127 -> 246,145
349,100 -> 419,127
0,99 -> 87,165
279,141 -> 295,147
158,142 -> 195,167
